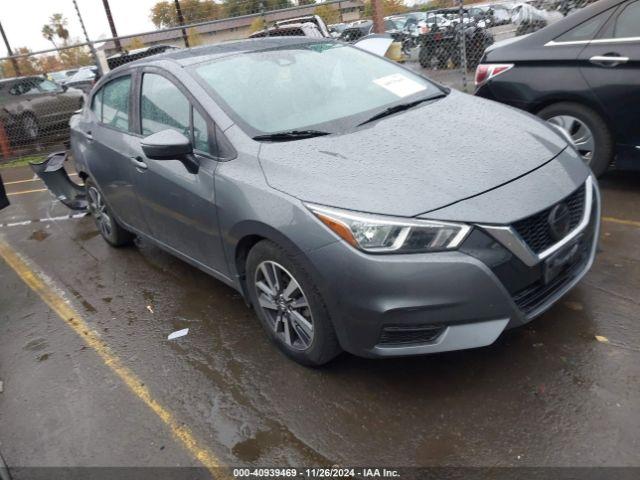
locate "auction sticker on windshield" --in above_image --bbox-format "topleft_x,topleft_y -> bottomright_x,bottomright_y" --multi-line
374,73 -> 427,98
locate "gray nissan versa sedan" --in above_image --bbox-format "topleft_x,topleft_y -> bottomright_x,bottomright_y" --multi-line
36,37 -> 600,366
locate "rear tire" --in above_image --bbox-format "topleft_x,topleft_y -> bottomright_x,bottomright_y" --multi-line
246,240 -> 341,367
85,179 -> 134,247
538,102 -> 613,177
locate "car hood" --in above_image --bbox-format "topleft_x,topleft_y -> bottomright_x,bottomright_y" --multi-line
258,91 -> 567,218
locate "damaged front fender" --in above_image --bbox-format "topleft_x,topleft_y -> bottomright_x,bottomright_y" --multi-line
30,152 -> 88,211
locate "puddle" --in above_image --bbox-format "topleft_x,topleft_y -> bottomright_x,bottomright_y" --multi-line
232,432 -> 266,462
37,353 -> 51,362
29,229 -> 50,242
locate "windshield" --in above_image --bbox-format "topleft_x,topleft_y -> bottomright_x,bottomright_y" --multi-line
193,42 -> 442,135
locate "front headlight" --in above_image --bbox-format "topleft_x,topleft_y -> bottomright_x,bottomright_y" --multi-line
307,204 -> 471,254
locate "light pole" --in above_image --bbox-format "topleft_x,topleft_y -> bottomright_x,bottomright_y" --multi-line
0,20 -> 20,77
174,0 -> 190,48
102,0 -> 123,52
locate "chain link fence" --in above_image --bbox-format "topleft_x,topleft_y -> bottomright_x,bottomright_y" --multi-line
0,0 -> 595,164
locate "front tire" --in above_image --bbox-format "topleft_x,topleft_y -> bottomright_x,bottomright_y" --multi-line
538,102 -> 613,177
85,179 -> 134,247
246,240 -> 341,366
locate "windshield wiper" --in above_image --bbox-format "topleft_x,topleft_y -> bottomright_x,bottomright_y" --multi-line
253,130 -> 331,142
357,93 -> 447,127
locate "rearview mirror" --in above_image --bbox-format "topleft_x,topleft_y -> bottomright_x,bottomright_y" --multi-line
141,129 -> 198,173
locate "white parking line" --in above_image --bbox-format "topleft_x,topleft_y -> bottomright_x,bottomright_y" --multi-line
0,213 -> 88,229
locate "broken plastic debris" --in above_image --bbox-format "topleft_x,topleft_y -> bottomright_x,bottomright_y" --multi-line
146,305 -> 154,314
595,335 -> 609,343
168,328 -> 189,340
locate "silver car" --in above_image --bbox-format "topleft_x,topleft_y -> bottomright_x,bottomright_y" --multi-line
36,38 -> 600,366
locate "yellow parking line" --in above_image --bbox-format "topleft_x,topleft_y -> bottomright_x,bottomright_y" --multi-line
7,188 -> 48,196
603,216 -> 640,228
0,239 -> 222,476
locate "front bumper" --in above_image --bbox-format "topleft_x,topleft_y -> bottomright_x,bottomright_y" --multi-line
306,179 -> 600,358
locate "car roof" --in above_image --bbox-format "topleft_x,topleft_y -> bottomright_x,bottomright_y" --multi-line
119,37 -> 332,70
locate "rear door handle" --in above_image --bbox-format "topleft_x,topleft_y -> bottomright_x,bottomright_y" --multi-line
130,156 -> 148,170
83,130 -> 93,140
589,54 -> 629,66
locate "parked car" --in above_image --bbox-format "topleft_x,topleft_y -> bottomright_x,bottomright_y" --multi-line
328,23 -> 348,38
249,22 -> 325,39
47,69 -> 78,84
273,15 -> 331,37
338,19 -> 400,43
489,3 -> 515,24
418,10 -> 494,69
0,76 -> 84,147
64,66 -> 99,93
511,2 -> 564,34
475,0 -> 639,176
106,45 -> 180,70
35,38 -> 599,366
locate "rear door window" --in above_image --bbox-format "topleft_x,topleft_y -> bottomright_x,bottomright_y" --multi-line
612,0 -> 640,38
101,75 -> 132,132
555,11 -> 610,42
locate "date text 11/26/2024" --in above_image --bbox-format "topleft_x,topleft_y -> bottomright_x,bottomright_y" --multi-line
232,468 -> 401,478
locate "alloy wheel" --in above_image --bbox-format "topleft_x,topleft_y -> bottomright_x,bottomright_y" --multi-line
87,186 -> 113,239
254,261 -> 314,351
546,115 -> 594,165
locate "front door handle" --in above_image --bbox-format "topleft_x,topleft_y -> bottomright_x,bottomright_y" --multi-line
130,156 -> 148,170
589,54 -> 629,67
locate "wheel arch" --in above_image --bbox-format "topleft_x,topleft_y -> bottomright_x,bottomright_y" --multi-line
529,95 -> 610,127
230,221 -> 323,303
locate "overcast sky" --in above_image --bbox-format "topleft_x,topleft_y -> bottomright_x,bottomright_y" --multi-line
0,0 -> 162,56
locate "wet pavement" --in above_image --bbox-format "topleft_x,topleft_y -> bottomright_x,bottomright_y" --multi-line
0,164 -> 639,473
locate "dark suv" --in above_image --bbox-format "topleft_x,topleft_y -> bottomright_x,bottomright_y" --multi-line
475,0 -> 639,176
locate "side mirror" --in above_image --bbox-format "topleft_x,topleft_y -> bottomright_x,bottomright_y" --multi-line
141,129 -> 198,173
61,84 -> 68,92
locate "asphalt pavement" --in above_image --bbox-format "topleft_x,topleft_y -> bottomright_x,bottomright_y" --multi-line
0,162 -> 639,476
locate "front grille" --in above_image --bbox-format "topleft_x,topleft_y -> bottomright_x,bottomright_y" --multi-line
513,185 -> 586,254
378,325 -> 444,347
512,235 -> 591,315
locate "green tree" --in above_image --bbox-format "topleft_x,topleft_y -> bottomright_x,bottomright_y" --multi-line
150,0 -> 223,28
249,17 -> 266,33
314,5 -> 340,25
41,13 -> 70,51
187,28 -> 204,46
59,45 -> 94,69
1,48 -> 42,77
222,0 -> 293,18
127,37 -> 146,50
